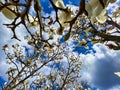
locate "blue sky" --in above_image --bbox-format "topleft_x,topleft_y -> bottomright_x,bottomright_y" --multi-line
0,0 -> 120,90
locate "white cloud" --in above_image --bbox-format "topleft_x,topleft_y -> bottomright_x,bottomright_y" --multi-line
0,60 -> 16,80
108,85 -> 120,90
80,43 -> 120,90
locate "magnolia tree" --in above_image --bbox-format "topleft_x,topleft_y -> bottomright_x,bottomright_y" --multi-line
0,0 -> 120,90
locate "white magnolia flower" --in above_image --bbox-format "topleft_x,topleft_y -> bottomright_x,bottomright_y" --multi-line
85,0 -> 116,23
24,80 -> 29,85
3,44 -> 9,51
85,0 -> 105,23
36,31 -> 40,36
54,0 -> 75,34
56,5 -> 74,34
0,1 -> 17,19
54,0 -> 74,27
77,39 -> 87,46
29,19 -> 38,30
88,88 -> 91,90
25,14 -> 35,23
78,84 -> 83,89
84,45 -> 89,49
96,9 -> 107,24
58,7 -> 74,27
114,72 -> 120,77
44,85 -> 50,90
24,58 -> 32,65
38,72 -> 43,77
54,0 -> 65,9
25,14 -> 39,30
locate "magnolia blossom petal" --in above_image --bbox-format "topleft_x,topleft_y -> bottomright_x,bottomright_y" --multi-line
88,0 -> 97,5
28,21 -> 39,30
85,0 -> 116,24
85,0 -> 103,23
109,0 -> 117,3
58,7 -> 74,27
114,72 -> 120,77
85,3 -> 92,17
25,14 -> 35,23
96,9 -> 107,23
3,44 -> 9,51
54,0 -> 65,9
0,0 -> 17,19
1,5 -> 16,19
25,14 -> 39,30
